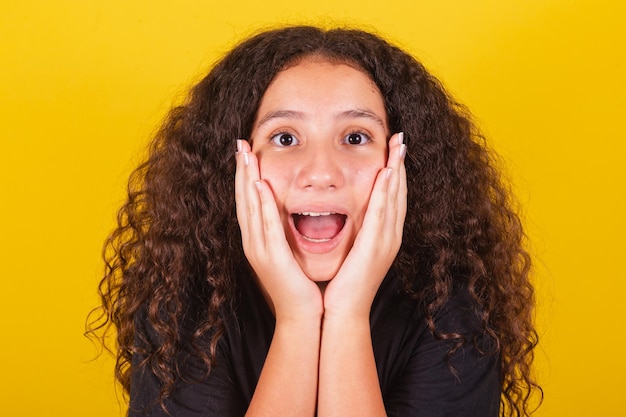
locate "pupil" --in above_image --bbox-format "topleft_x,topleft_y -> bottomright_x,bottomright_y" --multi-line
348,133 -> 362,144
280,134 -> 293,146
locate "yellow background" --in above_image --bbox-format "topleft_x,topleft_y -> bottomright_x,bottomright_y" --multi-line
1,0 -> 624,416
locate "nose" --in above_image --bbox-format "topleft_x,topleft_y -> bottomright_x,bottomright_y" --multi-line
296,146 -> 344,190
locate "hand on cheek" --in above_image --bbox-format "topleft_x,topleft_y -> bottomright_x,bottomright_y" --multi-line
235,139 -> 323,321
323,132 -> 407,318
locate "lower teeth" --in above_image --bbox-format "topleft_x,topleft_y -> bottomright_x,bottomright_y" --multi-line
302,236 -> 332,243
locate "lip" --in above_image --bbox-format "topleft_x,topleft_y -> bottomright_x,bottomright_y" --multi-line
287,204 -> 350,254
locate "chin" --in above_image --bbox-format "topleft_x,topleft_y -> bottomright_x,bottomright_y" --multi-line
298,256 -> 343,282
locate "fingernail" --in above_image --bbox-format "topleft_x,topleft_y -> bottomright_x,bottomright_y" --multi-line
254,180 -> 263,192
399,144 -> 406,160
243,151 -> 249,166
236,139 -> 243,153
386,167 -> 393,180
398,132 -> 405,145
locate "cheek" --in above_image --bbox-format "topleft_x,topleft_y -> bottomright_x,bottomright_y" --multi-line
257,156 -> 290,207
351,163 -> 384,211
359,151 -> 386,182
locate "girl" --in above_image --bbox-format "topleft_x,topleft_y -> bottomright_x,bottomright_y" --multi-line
91,26 -> 540,416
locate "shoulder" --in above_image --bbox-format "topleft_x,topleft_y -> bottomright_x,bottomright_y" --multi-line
372,271 -> 492,342
128,269 -> 266,417
372,272 -> 501,417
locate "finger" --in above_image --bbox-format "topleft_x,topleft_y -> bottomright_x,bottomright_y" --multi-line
235,139 -> 250,233
382,133 -> 407,241
254,179 -> 292,253
242,149 -> 268,250
235,139 -> 266,252
396,152 -> 408,238
386,135 -> 406,223
378,132 -> 403,234
386,132 -> 405,171
360,164 -> 404,255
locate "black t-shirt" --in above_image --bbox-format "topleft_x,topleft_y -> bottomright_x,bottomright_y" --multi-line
130,270 -> 501,416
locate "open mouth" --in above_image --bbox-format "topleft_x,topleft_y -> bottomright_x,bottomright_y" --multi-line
292,212 -> 347,243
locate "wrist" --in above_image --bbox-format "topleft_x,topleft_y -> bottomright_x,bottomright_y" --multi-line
322,309 -> 371,329
275,311 -> 323,328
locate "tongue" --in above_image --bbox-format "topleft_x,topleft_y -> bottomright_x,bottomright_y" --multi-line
294,214 -> 345,240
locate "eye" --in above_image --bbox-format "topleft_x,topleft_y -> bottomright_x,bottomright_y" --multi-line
343,132 -> 370,145
271,132 -> 299,147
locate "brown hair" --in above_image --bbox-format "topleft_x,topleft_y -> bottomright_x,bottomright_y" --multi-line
88,26 -> 541,416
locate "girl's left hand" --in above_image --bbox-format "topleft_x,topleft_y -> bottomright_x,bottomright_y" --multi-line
323,133 -> 407,318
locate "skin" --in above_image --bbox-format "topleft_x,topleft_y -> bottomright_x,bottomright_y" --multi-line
235,58 -> 407,416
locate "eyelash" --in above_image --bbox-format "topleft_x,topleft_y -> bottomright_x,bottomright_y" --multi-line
269,130 -> 372,147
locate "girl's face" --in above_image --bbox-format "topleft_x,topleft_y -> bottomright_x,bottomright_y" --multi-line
251,58 -> 389,282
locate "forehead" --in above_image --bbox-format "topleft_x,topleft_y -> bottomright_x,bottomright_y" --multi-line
256,58 -> 387,123
267,57 -> 380,95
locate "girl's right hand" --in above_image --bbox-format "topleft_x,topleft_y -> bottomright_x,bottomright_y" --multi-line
235,139 -> 324,322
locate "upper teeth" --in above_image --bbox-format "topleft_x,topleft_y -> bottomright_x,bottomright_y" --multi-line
298,212 -> 333,216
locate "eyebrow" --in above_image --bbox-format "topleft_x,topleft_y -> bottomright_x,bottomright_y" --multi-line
256,110 -> 304,127
338,109 -> 386,131
255,108 -> 387,131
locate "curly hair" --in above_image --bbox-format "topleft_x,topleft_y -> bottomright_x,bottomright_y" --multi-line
88,26 -> 541,416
